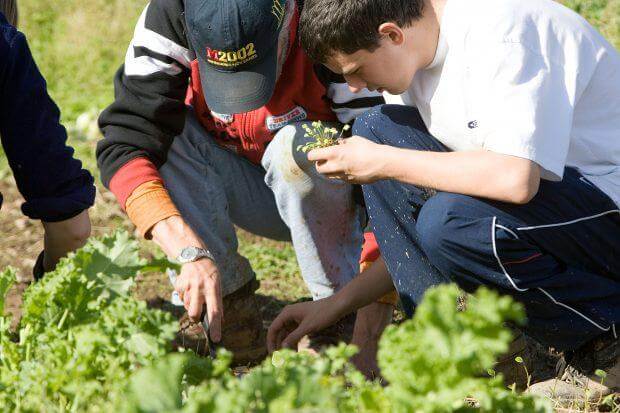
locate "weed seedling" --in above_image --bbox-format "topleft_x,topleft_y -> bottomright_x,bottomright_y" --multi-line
297,121 -> 350,153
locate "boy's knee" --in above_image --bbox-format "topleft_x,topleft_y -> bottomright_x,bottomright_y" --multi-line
416,192 -> 470,262
352,106 -> 385,143
352,105 -> 429,146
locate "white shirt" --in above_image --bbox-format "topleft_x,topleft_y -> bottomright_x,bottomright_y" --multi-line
385,0 -> 620,206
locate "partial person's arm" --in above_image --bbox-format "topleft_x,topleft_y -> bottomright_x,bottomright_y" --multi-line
42,210 -> 91,270
268,257 -> 393,352
0,18 -> 95,270
350,233 -> 395,377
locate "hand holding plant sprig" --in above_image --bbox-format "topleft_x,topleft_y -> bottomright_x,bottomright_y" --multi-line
297,121 -> 351,153
300,121 -> 388,184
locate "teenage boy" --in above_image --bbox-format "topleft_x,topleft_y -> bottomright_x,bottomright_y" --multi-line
268,0 -> 620,399
0,9 -> 95,277
97,0 -> 392,365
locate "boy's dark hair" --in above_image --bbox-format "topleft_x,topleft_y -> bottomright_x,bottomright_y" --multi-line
299,0 -> 424,63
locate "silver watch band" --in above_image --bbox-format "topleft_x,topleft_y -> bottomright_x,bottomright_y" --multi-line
175,246 -> 215,264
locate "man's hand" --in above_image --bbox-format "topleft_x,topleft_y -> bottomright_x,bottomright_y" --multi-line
267,296 -> 347,352
174,258 -> 223,342
42,209 -> 91,271
307,136 -> 388,184
151,215 -> 224,342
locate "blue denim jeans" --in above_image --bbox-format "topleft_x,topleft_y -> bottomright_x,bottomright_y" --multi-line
354,105 -> 620,350
159,110 -> 365,299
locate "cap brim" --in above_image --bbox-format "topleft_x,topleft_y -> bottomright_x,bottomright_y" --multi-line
198,50 -> 277,115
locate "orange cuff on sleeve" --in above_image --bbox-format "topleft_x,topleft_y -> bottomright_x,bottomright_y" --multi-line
125,180 -> 181,239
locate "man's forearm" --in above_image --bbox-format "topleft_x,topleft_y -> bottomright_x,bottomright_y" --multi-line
150,215 -> 206,259
380,147 -> 541,204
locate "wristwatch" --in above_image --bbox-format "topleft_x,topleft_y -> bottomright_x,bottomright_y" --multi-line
175,246 -> 215,264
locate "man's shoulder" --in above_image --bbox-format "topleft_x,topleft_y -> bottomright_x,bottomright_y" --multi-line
147,0 -> 185,15
143,0 -> 186,31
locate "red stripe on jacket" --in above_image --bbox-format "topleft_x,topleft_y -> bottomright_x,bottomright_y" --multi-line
109,157 -> 161,209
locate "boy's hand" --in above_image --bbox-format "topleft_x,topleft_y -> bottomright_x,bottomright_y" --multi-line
307,136 -> 387,184
267,296 -> 347,352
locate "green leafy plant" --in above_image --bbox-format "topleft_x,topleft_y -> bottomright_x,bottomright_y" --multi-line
0,231 -> 177,412
297,121 -> 351,153
0,232 -> 551,412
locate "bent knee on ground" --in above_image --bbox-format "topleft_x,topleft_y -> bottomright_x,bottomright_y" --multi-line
416,192 -> 475,264
264,123 -> 336,186
352,105 -> 427,145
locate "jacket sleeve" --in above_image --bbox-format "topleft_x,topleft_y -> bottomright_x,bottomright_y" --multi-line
96,0 -> 192,207
314,65 -> 385,124
0,20 -> 95,222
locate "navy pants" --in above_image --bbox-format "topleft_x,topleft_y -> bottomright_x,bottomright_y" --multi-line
354,105 -> 620,350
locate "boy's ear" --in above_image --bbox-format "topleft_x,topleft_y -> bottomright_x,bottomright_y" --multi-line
377,22 -> 405,46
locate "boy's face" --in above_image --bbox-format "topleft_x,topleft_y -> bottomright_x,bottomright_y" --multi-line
324,19 -> 440,95
326,44 -> 416,95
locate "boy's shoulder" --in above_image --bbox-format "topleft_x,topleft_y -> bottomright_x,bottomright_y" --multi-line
450,0 -> 591,43
446,0 -> 608,62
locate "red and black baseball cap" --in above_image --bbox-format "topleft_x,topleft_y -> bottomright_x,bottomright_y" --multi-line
185,0 -> 287,114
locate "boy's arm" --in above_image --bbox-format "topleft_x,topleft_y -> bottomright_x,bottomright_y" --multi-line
309,137 -> 541,204
383,147 -> 541,204
0,23 -> 95,222
268,257 -> 394,351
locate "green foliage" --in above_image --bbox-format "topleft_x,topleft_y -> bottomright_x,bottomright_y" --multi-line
170,344 -> 378,413
174,286 -> 548,413
377,285 -> 547,412
18,0 -> 148,122
238,237 -> 299,282
297,122 -> 350,153
0,231 -> 177,412
0,267 -> 15,312
0,236 -> 551,412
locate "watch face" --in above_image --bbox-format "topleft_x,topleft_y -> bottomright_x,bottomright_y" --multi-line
180,247 -> 198,261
